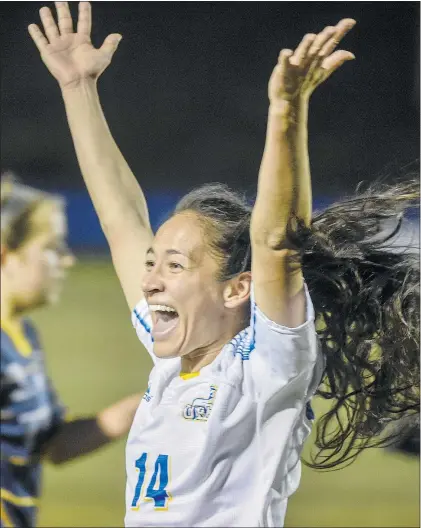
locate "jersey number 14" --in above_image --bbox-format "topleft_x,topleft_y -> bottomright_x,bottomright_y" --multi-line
131,453 -> 171,511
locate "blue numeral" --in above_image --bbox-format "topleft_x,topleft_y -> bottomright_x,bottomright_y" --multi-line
131,453 -> 170,510
131,453 -> 148,508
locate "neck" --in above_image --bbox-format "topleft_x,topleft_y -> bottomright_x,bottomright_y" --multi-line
0,274 -> 18,322
181,345 -> 221,373
181,318 -> 247,373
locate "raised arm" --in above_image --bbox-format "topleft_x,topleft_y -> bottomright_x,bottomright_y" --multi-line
250,19 -> 356,327
29,2 -> 153,309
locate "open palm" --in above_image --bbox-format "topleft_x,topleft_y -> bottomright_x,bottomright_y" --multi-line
29,2 -> 121,89
269,18 -> 356,104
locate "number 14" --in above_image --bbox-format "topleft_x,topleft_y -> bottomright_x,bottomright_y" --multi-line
131,453 -> 171,511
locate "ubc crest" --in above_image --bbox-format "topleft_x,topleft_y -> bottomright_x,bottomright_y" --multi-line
183,384 -> 218,422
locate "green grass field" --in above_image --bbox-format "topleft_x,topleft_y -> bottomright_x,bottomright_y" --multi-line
33,259 -> 419,527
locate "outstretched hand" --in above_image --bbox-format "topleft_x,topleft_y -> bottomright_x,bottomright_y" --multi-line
269,19 -> 356,105
29,1 -> 121,90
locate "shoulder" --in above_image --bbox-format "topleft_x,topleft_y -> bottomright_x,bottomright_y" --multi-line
250,282 -> 317,351
1,327 -> 16,363
221,326 -> 255,368
21,318 -> 41,345
1,318 -> 41,362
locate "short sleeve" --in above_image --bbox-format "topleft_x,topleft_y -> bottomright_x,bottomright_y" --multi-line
249,283 -> 321,398
131,298 -> 156,363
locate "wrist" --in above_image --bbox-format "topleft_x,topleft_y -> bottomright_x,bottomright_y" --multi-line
96,408 -> 121,440
268,97 -> 309,131
60,77 -> 98,97
269,95 -> 309,116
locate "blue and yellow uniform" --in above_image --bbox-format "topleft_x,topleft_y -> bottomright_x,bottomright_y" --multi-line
1,318 -> 65,528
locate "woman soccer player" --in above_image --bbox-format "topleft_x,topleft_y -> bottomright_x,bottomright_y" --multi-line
29,3 -> 419,526
1,176 -> 143,528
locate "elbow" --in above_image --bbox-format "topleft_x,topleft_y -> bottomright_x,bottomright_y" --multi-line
49,456 -> 67,466
250,211 -> 287,248
250,212 -> 310,250
43,435 -> 72,465
250,225 -> 290,250
47,452 -> 67,466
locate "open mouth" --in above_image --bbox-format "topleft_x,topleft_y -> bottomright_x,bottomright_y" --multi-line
149,304 -> 180,341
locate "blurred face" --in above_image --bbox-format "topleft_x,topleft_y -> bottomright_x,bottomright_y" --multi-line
142,212 -> 250,359
2,204 -> 75,313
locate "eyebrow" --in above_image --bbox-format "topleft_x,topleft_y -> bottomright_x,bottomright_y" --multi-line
146,247 -> 189,258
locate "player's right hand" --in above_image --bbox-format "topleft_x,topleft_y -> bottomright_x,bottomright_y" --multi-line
29,2 -> 122,90
268,18 -> 356,105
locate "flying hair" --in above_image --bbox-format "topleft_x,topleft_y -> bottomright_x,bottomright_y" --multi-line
174,176 -> 420,469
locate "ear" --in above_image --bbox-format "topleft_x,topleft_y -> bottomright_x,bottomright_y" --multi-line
223,271 -> 252,309
1,243 -> 8,265
1,244 -> 21,269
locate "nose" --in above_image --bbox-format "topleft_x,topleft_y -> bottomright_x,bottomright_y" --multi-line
142,266 -> 165,296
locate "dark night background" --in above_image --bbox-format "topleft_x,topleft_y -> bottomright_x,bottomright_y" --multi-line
1,2 -> 420,198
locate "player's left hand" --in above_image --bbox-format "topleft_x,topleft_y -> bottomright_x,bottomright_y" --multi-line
269,18 -> 356,105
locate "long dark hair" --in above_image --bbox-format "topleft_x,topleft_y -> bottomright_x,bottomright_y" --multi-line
175,178 -> 420,469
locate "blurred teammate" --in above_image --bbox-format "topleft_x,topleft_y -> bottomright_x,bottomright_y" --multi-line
1,176 -> 142,528
29,3 -> 419,527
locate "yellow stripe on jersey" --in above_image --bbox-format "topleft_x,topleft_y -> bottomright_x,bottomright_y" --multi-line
179,372 -> 200,380
0,489 -> 37,507
0,500 -> 13,528
1,319 -> 32,357
8,456 -> 28,467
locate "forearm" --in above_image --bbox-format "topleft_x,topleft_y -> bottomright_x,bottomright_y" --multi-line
45,416 -> 111,465
61,80 -> 151,238
46,393 -> 142,465
251,98 -> 312,246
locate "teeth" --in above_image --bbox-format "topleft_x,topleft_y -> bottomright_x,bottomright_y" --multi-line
149,304 -> 177,313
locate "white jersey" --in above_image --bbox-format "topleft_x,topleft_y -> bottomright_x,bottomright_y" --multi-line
125,286 -> 323,527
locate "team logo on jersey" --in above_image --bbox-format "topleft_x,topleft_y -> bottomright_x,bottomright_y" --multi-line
143,384 -> 152,402
183,384 -> 218,422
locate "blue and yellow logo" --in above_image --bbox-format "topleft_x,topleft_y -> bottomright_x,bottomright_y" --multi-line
183,384 -> 218,421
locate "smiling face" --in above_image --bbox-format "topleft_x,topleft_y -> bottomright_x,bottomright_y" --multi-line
2,201 -> 75,314
142,211 -> 251,360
